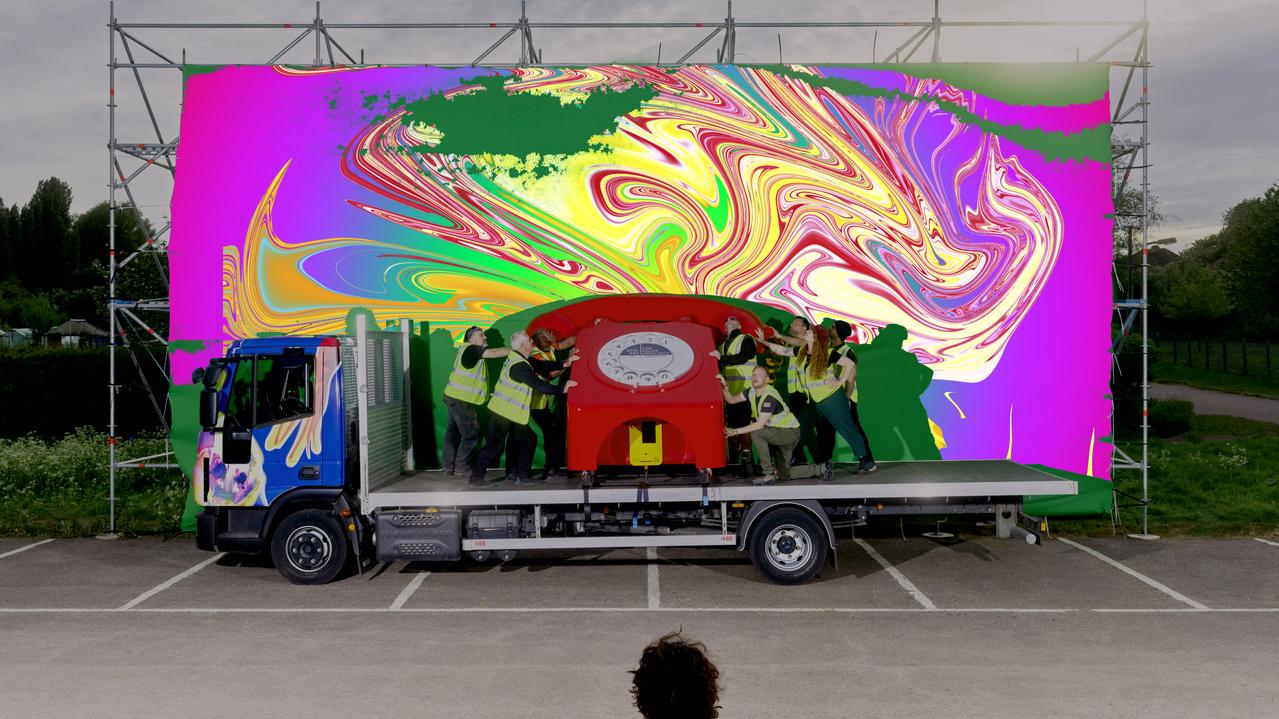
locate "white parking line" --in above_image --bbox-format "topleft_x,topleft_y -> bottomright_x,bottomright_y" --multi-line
647,546 -> 660,609
390,570 -> 430,610
1254,538 -> 1279,548
1058,538 -> 1209,610
0,539 -> 55,560
117,554 -> 224,611
853,538 -> 936,610
0,606 -> 1277,615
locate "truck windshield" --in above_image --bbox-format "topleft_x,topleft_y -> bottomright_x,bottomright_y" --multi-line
224,353 -> 316,428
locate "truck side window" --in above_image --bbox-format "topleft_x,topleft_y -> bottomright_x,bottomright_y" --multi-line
223,354 -> 315,428
254,354 -> 315,425
225,358 -> 255,429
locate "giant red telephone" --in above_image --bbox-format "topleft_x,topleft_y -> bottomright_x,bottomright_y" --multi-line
528,295 -> 766,479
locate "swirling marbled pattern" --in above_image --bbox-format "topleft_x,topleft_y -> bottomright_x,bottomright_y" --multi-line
225,65 -> 1063,381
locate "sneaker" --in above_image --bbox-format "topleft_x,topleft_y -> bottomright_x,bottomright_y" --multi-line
514,475 -> 546,485
544,471 -> 568,482
467,476 -> 490,487
821,460 -> 835,482
751,474 -> 778,486
857,459 -> 878,474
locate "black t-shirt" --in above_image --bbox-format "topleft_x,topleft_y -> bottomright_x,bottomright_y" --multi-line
720,330 -> 757,365
757,394 -> 783,415
459,344 -> 485,370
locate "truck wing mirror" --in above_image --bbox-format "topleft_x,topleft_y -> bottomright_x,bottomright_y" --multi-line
199,389 -> 219,429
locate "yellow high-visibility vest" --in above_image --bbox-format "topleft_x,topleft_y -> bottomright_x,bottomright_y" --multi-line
718,332 -> 757,396
442,344 -> 489,405
488,353 -> 534,425
529,347 -> 556,411
831,344 -> 858,402
747,384 -> 800,429
799,352 -> 841,403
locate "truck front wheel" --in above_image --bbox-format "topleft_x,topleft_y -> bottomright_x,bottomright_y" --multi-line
748,508 -> 827,585
271,509 -> 348,585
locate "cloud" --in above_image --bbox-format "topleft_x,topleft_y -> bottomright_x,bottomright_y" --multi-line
0,0 -> 1273,257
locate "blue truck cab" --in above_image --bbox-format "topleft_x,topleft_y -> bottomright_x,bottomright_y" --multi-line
193,323 -> 404,583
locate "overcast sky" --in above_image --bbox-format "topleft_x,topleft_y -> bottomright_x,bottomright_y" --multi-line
1,0 -> 1275,250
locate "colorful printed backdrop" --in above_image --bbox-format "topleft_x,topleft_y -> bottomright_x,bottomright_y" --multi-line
171,63 -> 1113,479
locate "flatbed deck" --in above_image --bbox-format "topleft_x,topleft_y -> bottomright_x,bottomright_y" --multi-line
366,460 -> 1077,509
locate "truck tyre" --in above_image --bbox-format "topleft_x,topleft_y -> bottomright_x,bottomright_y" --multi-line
748,508 -> 826,585
271,509 -> 348,585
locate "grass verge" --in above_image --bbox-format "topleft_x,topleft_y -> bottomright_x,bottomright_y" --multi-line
1052,413 -> 1279,538
0,428 -> 186,537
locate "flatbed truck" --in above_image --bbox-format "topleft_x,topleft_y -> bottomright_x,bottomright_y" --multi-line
194,308 -> 1076,585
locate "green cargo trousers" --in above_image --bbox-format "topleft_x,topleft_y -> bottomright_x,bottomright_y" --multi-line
750,425 -> 801,480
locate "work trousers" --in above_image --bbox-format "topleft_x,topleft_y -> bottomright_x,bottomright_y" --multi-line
531,407 -> 566,474
794,391 -> 835,464
813,392 -> 869,460
750,426 -> 801,480
471,414 -> 536,482
442,396 -> 481,474
850,400 -> 874,462
725,397 -> 754,467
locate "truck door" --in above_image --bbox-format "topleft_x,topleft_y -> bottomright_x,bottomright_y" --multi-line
209,346 -> 341,506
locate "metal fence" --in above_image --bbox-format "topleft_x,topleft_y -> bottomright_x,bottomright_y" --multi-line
1165,338 -> 1276,377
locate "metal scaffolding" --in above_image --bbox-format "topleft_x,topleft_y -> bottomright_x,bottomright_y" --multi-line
105,0 -> 1153,536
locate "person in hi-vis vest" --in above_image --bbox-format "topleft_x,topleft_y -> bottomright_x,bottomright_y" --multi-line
709,315 -> 757,476
441,326 -> 510,476
720,366 -> 802,486
529,328 -> 577,481
756,325 -> 877,477
469,331 -> 578,487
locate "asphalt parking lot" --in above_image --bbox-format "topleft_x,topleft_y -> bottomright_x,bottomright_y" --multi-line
2,531 -> 1277,718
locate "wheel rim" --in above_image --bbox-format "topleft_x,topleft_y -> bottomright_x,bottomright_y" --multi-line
764,523 -> 812,573
285,525 -> 333,573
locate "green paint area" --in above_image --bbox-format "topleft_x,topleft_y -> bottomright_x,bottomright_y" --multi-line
394,74 -> 657,158
756,63 -> 1108,107
1024,466 -> 1115,516
168,339 -> 213,353
182,64 -> 224,81
171,384 -> 203,532
767,65 -> 1111,163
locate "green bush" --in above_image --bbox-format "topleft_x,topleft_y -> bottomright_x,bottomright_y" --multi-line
0,428 -> 185,536
1149,399 -> 1193,438
0,427 -> 172,498
0,346 -> 163,439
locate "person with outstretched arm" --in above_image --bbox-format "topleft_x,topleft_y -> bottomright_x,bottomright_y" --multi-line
719,366 -> 801,485
528,328 -> 576,481
755,325 -> 877,477
470,331 -> 578,487
441,326 -> 510,476
709,315 -> 758,476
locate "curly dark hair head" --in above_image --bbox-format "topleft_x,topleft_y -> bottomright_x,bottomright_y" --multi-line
630,632 -> 721,719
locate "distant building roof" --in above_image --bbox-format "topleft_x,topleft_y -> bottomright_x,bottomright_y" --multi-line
47,319 -> 108,337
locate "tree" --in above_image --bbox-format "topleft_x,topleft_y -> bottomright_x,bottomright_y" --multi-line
17,178 -> 76,290
1112,165 -> 1164,259
1219,182 -> 1279,336
1151,261 -> 1233,334
0,198 -> 10,279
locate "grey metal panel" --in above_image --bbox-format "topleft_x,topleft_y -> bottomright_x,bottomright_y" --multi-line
365,460 -> 1078,510
461,535 -> 737,550
362,328 -> 407,492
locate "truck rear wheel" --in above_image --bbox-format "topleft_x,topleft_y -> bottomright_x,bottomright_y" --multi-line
271,509 -> 348,585
748,508 -> 826,585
